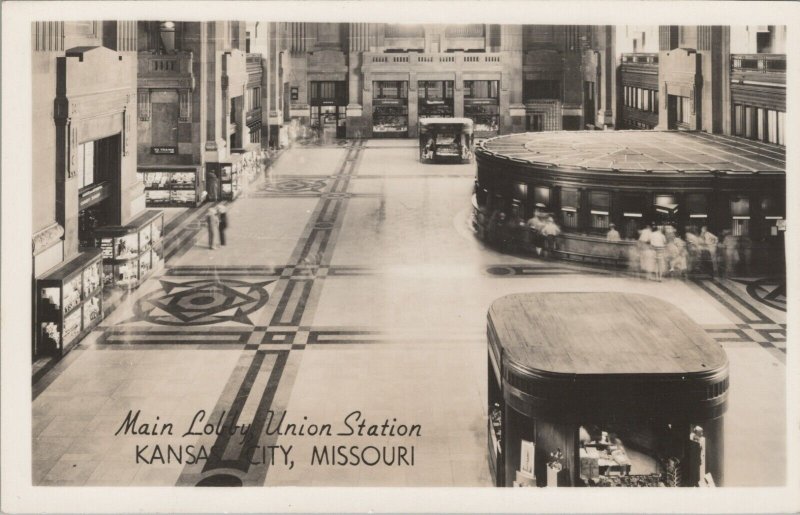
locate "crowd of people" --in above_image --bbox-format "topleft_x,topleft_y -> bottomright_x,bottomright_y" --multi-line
485,204 -> 562,258
480,198 -> 746,280
618,222 -> 746,280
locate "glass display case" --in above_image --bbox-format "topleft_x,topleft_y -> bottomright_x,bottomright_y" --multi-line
93,210 -> 165,290
138,167 -> 203,207
35,249 -> 104,357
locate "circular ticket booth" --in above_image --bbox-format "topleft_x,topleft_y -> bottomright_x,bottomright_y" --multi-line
487,292 -> 729,487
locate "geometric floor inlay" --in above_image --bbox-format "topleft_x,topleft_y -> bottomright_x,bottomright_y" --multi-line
740,276 -> 787,312
133,278 -> 274,326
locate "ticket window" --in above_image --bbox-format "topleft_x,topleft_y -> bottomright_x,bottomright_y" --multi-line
560,188 -> 580,230
589,191 -> 610,231
621,193 -> 647,239
730,197 -> 750,237
533,186 -> 551,213
761,196 -> 785,239
512,183 -> 528,219
686,193 -> 708,232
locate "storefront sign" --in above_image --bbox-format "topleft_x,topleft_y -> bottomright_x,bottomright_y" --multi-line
321,100 -> 336,105
465,98 -> 498,105
373,98 -> 404,106
423,99 -> 446,105
151,146 -> 177,155
79,182 -> 111,210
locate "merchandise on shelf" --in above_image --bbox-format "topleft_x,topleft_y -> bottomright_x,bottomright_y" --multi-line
62,276 -> 82,314
139,251 -> 152,277
63,310 -> 82,345
40,287 -> 60,311
83,261 -> 101,293
35,249 -> 104,358
139,227 -> 152,252
83,296 -> 101,327
40,322 -> 60,349
116,233 -> 139,259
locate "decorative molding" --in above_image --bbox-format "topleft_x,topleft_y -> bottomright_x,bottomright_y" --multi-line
123,108 -> 132,156
68,124 -> 79,178
138,88 -> 151,121
179,89 -> 191,122
32,223 -> 64,255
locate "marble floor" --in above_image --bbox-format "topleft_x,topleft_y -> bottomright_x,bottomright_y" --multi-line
32,139 -> 787,487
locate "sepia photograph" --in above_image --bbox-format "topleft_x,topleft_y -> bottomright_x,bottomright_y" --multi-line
2,1 -> 798,513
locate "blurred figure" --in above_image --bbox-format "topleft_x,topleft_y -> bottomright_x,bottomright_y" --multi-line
700,226 -> 719,276
217,204 -> 228,246
650,223 -> 666,281
606,223 -> 621,242
721,230 -> 739,277
670,234 -> 689,278
206,207 -> 219,250
542,216 -> 561,258
638,223 -> 653,277
527,205 -> 548,256
685,226 -> 701,274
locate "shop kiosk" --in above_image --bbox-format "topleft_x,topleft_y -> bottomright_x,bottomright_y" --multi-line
487,292 -> 729,487
419,118 -> 474,163
93,210 -> 165,289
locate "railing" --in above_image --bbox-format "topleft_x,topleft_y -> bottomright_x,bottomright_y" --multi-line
365,51 -> 504,66
621,53 -> 658,65
731,54 -> 786,73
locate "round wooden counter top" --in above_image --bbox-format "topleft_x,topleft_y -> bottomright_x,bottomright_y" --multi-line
487,292 -> 729,421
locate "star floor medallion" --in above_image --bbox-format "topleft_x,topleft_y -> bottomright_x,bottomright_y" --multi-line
134,278 -> 274,326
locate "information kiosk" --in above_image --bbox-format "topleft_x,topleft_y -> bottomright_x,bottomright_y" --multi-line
487,292 -> 729,487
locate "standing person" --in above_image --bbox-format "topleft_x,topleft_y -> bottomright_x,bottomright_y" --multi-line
649,223 -> 667,281
206,207 -> 219,250
700,226 -> 719,276
606,223 -> 621,242
217,204 -> 228,246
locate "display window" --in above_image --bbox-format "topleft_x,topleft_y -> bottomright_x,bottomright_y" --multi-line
465,104 -> 500,132
140,169 -> 201,206
372,105 -> 409,134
